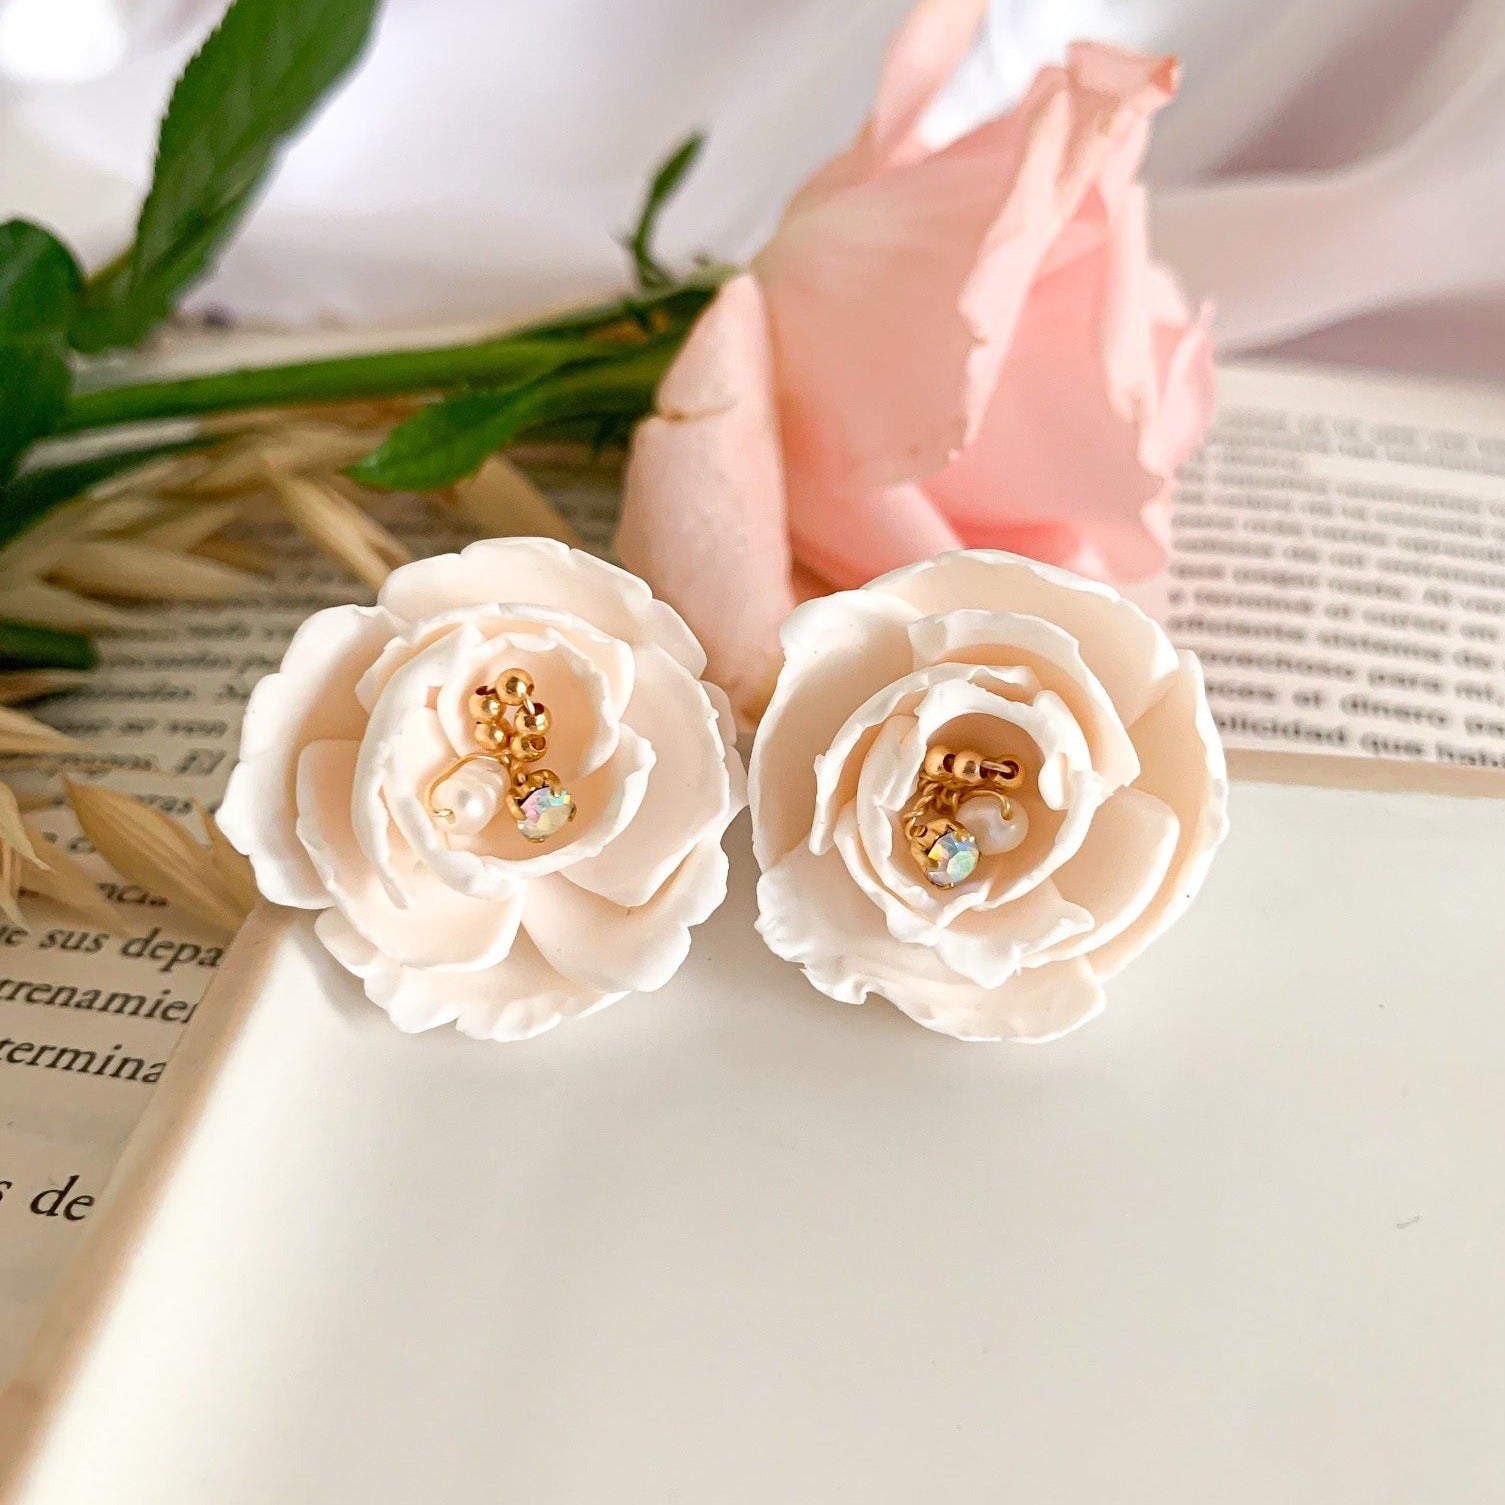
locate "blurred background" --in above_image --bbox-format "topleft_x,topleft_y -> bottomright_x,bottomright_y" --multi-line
0,0 -> 1500,379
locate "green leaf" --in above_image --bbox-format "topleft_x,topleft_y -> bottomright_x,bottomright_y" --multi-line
0,342 -> 71,481
349,340 -> 679,492
626,132 -> 705,290
0,620 -> 97,672
0,221 -> 84,479
71,0 -> 382,352
0,221 -> 84,337
0,437 -> 207,553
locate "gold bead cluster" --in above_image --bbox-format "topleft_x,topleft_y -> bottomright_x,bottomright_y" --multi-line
903,745 -> 1023,884
467,668 -> 568,827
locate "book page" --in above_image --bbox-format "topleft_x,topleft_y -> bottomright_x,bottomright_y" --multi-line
1168,363 -> 1505,767
0,490 -> 527,1380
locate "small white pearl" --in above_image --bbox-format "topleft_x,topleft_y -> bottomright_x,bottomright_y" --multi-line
958,794 -> 1028,855
431,761 -> 506,835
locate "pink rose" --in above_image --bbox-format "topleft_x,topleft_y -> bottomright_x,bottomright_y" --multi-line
618,2 -> 1214,722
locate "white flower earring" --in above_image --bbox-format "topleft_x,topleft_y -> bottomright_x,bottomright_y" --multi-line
747,549 -> 1229,1044
218,537 -> 746,1042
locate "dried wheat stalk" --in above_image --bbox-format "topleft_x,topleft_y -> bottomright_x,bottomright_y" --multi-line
64,779 -> 251,937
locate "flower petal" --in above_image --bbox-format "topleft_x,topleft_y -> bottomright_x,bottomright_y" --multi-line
1089,652 -> 1229,978
833,805 -> 1091,988
618,275 -> 795,726
296,739 -> 523,972
871,549 -> 1179,727
218,603 -> 398,908
379,537 -> 705,679
1042,784 -> 1179,964
564,644 -> 743,909
522,835 -> 729,995
859,0 -> 991,176
316,909 -> 610,1041
356,603 -> 634,735
757,838 -> 1103,1042
896,955 -> 1106,1044
908,608 -> 1140,790
810,660 -> 1039,856
755,43 -> 1180,498
788,477 -> 963,594
925,217 -> 1187,581
748,587 -> 920,869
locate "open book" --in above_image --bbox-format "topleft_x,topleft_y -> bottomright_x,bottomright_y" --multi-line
1,355 -> 1503,1405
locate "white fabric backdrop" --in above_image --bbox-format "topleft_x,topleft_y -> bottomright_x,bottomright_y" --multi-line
0,0 -> 1500,379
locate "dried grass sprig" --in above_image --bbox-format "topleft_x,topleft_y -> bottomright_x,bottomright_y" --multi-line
201,805 -> 260,915
447,455 -> 581,546
178,423 -> 384,496
0,782 -> 43,928
268,472 -> 411,592
0,704 -> 82,755
16,818 -> 124,933
0,670 -> 89,704
64,778 -> 251,936
50,539 -> 263,603
0,580 -> 136,633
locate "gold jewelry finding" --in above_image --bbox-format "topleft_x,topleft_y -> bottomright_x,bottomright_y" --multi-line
424,668 -> 577,843
903,746 -> 1023,889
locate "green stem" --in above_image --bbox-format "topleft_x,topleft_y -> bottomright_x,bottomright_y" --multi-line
61,334 -> 605,434
59,280 -> 721,437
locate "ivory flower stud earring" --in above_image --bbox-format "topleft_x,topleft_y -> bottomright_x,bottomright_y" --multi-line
217,537 -> 746,1041
748,549 -> 1229,1044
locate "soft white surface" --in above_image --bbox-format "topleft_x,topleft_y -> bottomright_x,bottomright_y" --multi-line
15,779 -> 1505,1503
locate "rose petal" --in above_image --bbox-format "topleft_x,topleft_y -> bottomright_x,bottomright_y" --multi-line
356,603 -> 635,737
316,909 -> 609,1041
908,608 -> 1140,791
859,0 -> 991,176
218,603 -> 397,908
296,739 -> 523,972
809,660 -> 1038,855
755,44 -> 1180,500
897,956 -> 1106,1044
871,549 -> 1180,727
748,587 -> 920,869
522,835 -> 731,995
1040,784 -> 1179,964
565,644 -> 743,909
429,624 -> 621,781
854,679 -> 1103,916
924,224 -> 1177,581
833,806 -> 1091,988
757,839 -> 1103,1042
787,477 -> 963,594
379,537 -> 706,679
1089,652 -> 1229,978
618,275 -> 796,725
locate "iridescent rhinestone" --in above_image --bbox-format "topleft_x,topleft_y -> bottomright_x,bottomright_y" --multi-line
517,785 -> 575,842
924,828 -> 979,888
